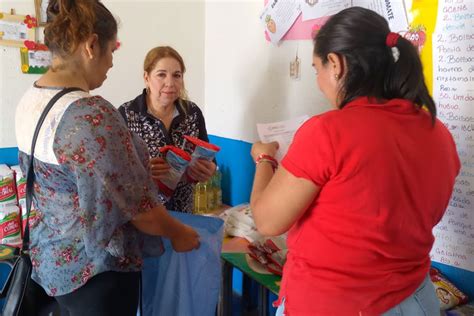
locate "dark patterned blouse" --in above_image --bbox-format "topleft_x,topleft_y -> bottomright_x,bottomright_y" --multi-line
118,90 -> 210,213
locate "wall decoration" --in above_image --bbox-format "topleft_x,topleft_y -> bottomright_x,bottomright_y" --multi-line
20,40 -> 51,74
34,0 -> 50,26
0,11 -> 36,47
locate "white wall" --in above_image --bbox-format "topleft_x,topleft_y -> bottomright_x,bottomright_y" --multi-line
1,0 -> 329,147
0,0 -> 205,148
204,0 -> 331,143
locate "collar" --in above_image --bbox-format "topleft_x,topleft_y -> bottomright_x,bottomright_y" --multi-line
343,96 -> 418,114
132,88 -> 184,119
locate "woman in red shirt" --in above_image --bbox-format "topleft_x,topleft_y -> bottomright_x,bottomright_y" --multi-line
250,7 -> 460,316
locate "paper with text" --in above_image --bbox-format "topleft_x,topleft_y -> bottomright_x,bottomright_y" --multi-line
352,0 -> 409,32
429,0 -> 474,272
257,115 -> 309,162
259,0 -> 302,44
299,0 -> 351,21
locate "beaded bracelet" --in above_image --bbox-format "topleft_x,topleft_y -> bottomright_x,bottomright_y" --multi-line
255,153 -> 278,171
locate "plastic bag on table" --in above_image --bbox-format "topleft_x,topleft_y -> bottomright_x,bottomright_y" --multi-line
141,211 -> 224,316
219,204 -> 261,242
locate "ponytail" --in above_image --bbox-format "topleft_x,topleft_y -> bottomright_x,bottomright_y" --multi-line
314,7 -> 436,124
383,36 -> 436,122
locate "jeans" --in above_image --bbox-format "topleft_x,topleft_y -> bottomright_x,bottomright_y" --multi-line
382,274 -> 439,316
275,274 -> 439,316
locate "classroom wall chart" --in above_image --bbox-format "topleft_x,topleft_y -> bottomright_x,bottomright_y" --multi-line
422,0 -> 474,272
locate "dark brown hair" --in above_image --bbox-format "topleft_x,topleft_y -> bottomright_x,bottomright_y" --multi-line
314,7 -> 436,123
44,0 -> 117,57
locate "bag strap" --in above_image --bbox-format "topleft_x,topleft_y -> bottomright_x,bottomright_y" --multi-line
23,87 -> 83,252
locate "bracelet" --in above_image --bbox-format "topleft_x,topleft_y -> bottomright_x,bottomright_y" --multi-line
255,154 -> 278,171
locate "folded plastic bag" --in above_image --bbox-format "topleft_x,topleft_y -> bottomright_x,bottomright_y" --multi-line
141,211 -> 224,316
219,204 -> 261,242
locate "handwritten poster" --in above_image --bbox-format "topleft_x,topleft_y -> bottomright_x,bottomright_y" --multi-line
429,0 -> 474,272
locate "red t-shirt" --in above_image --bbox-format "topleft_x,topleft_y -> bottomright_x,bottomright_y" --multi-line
279,97 -> 460,315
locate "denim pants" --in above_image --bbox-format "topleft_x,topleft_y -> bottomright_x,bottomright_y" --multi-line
275,274 -> 439,316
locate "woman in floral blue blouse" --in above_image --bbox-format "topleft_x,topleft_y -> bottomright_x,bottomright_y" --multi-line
14,1 -> 199,315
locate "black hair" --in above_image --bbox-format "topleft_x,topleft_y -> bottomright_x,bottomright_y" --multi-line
314,6 -> 436,123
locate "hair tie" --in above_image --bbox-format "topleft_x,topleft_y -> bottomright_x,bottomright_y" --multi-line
386,32 -> 400,47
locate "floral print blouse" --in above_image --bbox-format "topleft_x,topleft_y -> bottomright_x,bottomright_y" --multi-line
15,86 -> 164,296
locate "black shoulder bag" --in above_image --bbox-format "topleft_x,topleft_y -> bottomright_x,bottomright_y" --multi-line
1,87 -> 82,316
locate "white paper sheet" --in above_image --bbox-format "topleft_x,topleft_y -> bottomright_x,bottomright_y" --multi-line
0,20 -> 28,41
259,0 -> 302,44
430,0 -> 474,273
299,0 -> 351,21
257,115 -> 309,162
352,0 -> 409,32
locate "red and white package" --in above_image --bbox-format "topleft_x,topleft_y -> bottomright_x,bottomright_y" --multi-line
18,198 -> 39,237
0,164 -> 18,208
0,204 -> 22,248
155,145 -> 191,198
430,268 -> 469,310
183,136 -> 220,181
248,235 -> 287,275
11,165 -> 26,200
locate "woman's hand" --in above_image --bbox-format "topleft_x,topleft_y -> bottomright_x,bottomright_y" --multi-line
251,141 -> 279,161
187,160 -> 216,183
170,224 -> 200,252
149,157 -> 170,180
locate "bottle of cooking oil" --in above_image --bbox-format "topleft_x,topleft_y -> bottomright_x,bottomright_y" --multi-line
206,178 -> 215,212
213,167 -> 222,209
193,181 -> 208,214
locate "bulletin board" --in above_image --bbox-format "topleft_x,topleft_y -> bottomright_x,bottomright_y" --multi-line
0,11 -> 35,47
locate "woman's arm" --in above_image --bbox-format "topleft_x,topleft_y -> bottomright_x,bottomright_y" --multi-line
250,142 -> 320,236
131,205 -> 199,252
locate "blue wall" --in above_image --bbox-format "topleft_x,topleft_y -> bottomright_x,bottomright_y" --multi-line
209,135 -> 255,206
0,147 -> 19,166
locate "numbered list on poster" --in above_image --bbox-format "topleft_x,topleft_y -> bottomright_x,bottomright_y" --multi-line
430,0 -> 474,272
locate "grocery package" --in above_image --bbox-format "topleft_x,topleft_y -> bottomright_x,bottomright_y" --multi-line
0,164 -> 17,207
430,268 -> 469,310
155,145 -> 191,198
193,167 -> 222,214
18,198 -> 39,236
184,135 -> 220,162
219,204 -> 261,242
247,235 -> 287,275
183,136 -> 220,182
0,204 -> 22,247
10,165 -> 26,200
